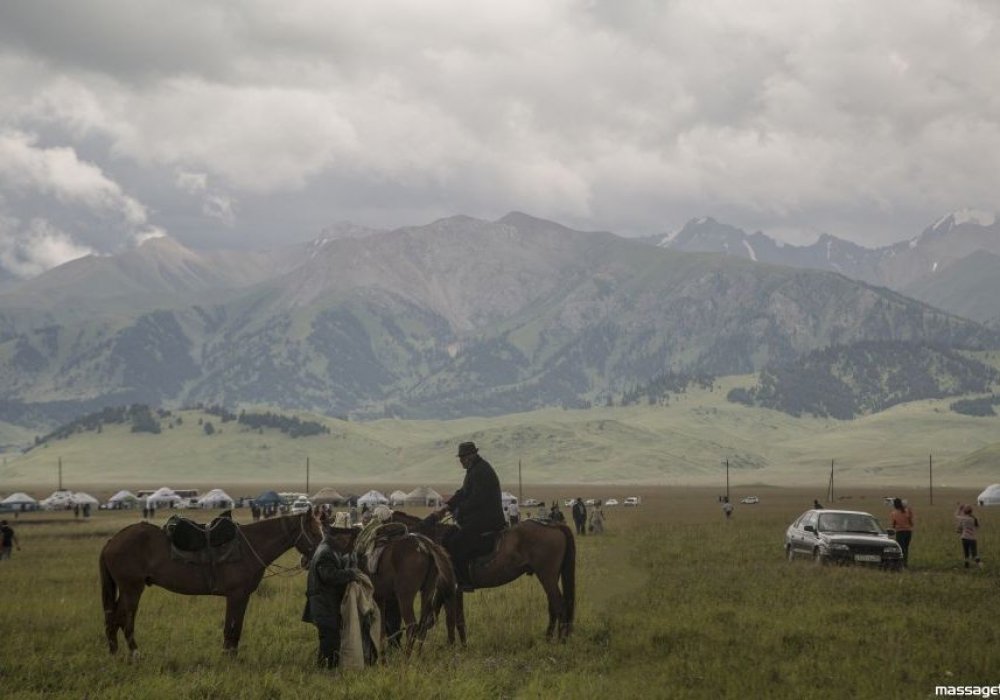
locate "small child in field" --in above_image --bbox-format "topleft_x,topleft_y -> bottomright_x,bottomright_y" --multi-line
955,503 -> 982,569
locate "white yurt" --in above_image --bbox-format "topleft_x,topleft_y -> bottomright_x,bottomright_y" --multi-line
404,486 -> 443,508
107,490 -> 139,509
71,492 -> 100,507
977,484 -> 1000,507
310,488 -> 346,506
1,492 -> 39,512
148,486 -> 182,508
389,490 -> 409,506
357,490 -> 389,508
39,490 -> 75,510
197,488 -> 235,509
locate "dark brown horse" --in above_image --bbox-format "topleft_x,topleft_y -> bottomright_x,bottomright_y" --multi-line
99,509 -> 322,658
391,511 -> 576,642
321,525 -> 456,654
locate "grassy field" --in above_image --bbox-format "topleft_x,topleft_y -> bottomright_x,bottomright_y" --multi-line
2,382 -> 1000,492
0,485 -> 997,699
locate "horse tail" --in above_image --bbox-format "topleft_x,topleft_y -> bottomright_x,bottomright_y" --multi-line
99,548 -> 117,620
559,524 -> 576,631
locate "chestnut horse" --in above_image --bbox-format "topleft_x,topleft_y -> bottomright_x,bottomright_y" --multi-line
321,525 -> 456,654
391,511 -> 576,642
99,509 -> 322,658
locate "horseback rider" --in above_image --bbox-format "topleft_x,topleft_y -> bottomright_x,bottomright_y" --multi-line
440,441 -> 506,590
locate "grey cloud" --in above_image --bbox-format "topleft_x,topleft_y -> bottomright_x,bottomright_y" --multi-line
0,0 -> 998,256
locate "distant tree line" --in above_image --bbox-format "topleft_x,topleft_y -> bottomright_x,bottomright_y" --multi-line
237,410 -> 330,438
31,404 -> 169,448
950,394 -> 1000,417
619,371 -> 716,407
727,341 -> 998,419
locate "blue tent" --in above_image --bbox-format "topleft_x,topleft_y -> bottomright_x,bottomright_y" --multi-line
253,490 -> 281,506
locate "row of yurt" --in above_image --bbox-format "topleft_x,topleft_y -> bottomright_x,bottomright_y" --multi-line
34,490 -> 101,510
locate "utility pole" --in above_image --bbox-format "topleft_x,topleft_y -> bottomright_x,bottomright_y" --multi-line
929,454 -> 933,506
725,459 -> 730,501
58,457 -> 63,490
305,456 -> 310,495
827,460 -> 835,503
518,459 -> 523,504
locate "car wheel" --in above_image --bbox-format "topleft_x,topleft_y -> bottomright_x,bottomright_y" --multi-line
813,548 -> 827,566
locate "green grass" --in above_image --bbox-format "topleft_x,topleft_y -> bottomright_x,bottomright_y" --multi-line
2,385 -> 1000,492
0,486 -> 996,699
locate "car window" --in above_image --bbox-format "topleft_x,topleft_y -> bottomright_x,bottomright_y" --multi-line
798,512 -> 818,529
817,513 -> 881,533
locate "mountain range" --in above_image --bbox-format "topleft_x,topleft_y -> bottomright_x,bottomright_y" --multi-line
0,210 -> 998,433
657,209 -> 1000,325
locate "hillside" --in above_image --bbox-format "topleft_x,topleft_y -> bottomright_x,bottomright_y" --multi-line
727,341 -> 1000,419
2,387 -> 998,490
0,213 -> 996,431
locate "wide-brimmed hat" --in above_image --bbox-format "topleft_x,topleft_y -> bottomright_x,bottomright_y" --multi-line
456,441 -> 478,457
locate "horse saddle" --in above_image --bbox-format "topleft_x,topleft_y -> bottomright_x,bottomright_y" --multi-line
164,510 -> 239,553
359,522 -> 409,576
464,529 -> 505,584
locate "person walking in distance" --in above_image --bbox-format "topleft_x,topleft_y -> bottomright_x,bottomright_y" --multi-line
722,497 -> 734,520
889,498 -> 915,567
0,519 -> 21,560
955,503 -> 982,569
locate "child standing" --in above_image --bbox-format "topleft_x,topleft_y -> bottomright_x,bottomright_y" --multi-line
955,503 -> 982,569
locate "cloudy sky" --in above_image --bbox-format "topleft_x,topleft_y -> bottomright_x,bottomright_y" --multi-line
0,0 -> 998,276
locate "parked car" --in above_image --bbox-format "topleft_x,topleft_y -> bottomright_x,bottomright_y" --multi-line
604,498 -> 619,506
740,496 -> 760,505
623,497 -> 640,507
785,509 -> 902,570
523,498 -> 542,507
290,497 -> 312,514
584,498 -> 598,506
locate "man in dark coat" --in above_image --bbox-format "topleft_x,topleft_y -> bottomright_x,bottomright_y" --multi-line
442,441 -> 506,589
571,498 -> 587,535
302,538 -> 360,668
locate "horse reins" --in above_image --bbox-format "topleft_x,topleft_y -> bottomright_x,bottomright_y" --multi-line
238,513 -> 318,579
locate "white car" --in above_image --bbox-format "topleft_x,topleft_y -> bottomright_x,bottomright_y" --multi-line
584,498 -> 598,506
740,496 -> 760,505
604,498 -> 619,506
523,498 -> 542,507
290,498 -> 312,514
623,497 -> 640,507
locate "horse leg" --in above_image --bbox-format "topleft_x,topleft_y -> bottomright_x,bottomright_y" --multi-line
119,584 -> 145,660
458,590 -> 468,646
397,590 -> 420,656
223,594 -> 250,654
539,574 -> 565,641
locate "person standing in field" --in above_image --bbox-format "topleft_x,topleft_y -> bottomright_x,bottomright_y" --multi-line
0,519 -> 21,560
722,497 -> 734,520
302,539 -> 361,669
548,501 -> 565,523
571,498 -> 587,535
506,499 -> 520,526
589,501 -> 605,534
889,498 -> 914,567
955,503 -> 982,569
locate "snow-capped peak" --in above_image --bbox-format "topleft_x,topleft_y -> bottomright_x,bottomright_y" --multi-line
932,208 -> 996,231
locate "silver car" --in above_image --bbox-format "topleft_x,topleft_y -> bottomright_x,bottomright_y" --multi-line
785,509 -> 903,570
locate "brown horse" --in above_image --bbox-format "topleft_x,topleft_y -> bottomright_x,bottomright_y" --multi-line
99,509 -> 322,658
391,511 -> 576,642
321,525 -> 456,655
